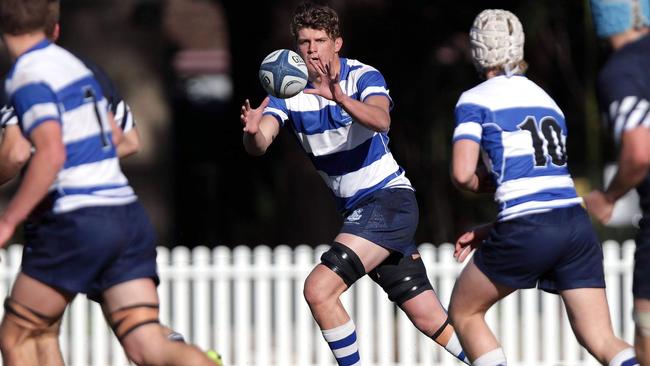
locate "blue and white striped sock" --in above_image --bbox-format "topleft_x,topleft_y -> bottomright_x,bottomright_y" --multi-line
444,332 -> 470,364
609,347 -> 639,366
322,319 -> 361,366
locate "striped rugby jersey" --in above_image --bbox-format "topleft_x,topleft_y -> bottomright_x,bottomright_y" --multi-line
1,56 -> 135,133
597,34 -> 650,216
263,57 -> 412,212
5,39 -> 136,213
453,75 -> 582,221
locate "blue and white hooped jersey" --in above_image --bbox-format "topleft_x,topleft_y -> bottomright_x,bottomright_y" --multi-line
5,40 -> 136,214
263,57 -> 412,212
1,55 -> 135,132
453,75 -> 582,221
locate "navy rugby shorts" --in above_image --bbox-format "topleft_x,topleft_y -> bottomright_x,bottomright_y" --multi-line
340,188 -> 418,256
474,204 -> 605,293
634,217 -> 650,299
21,201 -> 159,302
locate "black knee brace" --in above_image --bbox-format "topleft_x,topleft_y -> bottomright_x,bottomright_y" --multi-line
320,242 -> 366,287
368,252 -> 433,305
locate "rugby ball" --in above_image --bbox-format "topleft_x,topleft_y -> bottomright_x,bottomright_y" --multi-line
259,49 -> 308,99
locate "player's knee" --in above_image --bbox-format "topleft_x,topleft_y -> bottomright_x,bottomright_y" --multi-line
303,271 -> 340,307
0,297 -> 63,351
319,242 -> 366,288
125,341 -> 167,366
305,242 -> 365,307
108,303 -> 160,342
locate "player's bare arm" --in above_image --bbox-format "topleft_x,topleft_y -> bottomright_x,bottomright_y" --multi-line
117,128 -> 141,159
451,139 -> 483,192
305,57 -> 391,132
0,121 -> 65,246
108,111 -> 140,159
605,127 -> 650,201
585,126 -> 650,224
241,97 -> 280,156
0,125 -> 31,185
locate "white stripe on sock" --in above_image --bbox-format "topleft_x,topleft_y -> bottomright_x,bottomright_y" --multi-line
473,347 -> 506,366
609,347 -> 637,366
322,319 -> 356,342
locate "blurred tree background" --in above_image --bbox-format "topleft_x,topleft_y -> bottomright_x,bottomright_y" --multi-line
0,0 -> 633,247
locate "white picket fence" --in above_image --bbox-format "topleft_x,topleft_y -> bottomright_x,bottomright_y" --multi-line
0,240 -> 637,366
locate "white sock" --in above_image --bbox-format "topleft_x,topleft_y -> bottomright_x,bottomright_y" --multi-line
321,319 -> 361,366
444,333 -> 470,364
608,347 -> 638,366
473,347 -> 507,366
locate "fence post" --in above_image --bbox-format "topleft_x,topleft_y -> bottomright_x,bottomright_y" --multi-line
254,245 -> 272,366
193,246 -> 211,349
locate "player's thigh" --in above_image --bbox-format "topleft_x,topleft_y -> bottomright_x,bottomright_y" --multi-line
102,278 -> 159,313
560,288 -> 616,341
338,188 -> 419,271
635,297 -> 650,360
8,273 -> 70,319
634,231 -> 650,300
1,273 -> 70,342
449,258 -> 514,319
335,232 -> 390,271
101,278 -> 164,351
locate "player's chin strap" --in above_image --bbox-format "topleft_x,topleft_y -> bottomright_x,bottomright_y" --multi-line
3,297 -> 63,330
634,309 -> 650,337
109,303 -> 160,341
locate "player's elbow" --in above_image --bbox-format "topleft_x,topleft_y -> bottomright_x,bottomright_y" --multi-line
244,144 -> 267,156
242,134 -> 271,156
451,166 -> 476,192
622,145 -> 650,171
375,114 -> 391,133
6,143 -> 30,168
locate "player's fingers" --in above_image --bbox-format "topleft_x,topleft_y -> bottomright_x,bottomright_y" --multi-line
244,99 -> 251,110
457,246 -> 473,262
260,96 -> 270,109
314,59 -> 327,75
307,59 -> 321,74
458,231 -> 474,245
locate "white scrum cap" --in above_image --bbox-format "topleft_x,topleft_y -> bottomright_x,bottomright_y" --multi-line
470,9 -> 525,75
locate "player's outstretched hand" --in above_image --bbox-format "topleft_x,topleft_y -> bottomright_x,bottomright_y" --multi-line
583,190 -> 614,225
454,223 -> 492,263
304,57 -> 343,102
240,97 -> 270,135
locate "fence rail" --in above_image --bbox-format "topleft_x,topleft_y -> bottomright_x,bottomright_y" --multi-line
0,241 -> 638,366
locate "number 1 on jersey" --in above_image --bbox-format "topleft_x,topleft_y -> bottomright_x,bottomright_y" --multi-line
518,116 -> 567,167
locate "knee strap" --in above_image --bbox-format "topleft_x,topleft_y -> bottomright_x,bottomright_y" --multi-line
3,297 -> 63,331
634,310 -> 650,337
109,303 -> 160,341
430,317 -> 450,341
320,242 -> 366,287
369,253 -> 433,305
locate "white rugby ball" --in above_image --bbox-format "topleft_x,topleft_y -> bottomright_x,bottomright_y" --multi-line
259,49 -> 308,99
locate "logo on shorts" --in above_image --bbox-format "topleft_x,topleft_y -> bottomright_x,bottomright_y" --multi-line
346,208 -> 363,222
